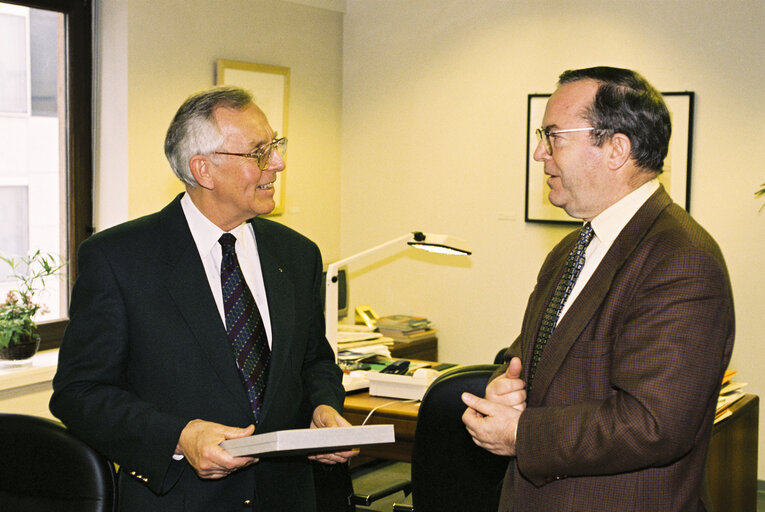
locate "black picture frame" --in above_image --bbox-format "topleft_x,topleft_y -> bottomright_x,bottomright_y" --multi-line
524,91 -> 694,225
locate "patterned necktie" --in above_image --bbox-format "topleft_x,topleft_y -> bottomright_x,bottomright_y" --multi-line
528,223 -> 594,388
219,233 -> 270,422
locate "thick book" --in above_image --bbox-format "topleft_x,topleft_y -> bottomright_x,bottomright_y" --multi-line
220,425 -> 395,457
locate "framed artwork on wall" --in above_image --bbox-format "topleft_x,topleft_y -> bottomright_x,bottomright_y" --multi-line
216,59 -> 290,216
524,91 -> 694,225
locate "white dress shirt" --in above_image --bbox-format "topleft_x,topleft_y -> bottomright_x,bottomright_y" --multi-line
557,179 -> 660,323
180,193 -> 273,346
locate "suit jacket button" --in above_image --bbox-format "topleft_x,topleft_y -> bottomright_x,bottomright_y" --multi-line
243,499 -> 252,505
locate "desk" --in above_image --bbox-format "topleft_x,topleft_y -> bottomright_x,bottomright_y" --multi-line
345,386 -> 759,512
344,391 -> 421,462
343,348 -> 436,461
706,393 -> 758,512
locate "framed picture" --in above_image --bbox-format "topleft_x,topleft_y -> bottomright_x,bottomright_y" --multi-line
524,91 -> 695,225
216,59 -> 290,215
354,305 -> 380,329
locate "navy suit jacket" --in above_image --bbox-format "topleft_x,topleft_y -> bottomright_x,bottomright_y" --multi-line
51,194 -> 344,512
501,186 -> 734,511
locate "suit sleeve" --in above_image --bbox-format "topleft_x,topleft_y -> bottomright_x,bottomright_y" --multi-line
299,245 -> 345,413
515,246 -> 734,485
50,238 -> 187,495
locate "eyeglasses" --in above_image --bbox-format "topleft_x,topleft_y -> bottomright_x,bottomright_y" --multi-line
535,127 -> 595,155
213,136 -> 287,170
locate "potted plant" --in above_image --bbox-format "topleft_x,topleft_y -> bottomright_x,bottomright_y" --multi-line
756,183 -> 765,211
0,251 -> 65,363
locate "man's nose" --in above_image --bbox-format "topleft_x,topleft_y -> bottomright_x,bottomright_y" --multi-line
266,150 -> 286,172
533,140 -> 550,162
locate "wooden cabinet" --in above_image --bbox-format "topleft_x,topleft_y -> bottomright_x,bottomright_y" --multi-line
388,337 -> 437,361
706,393 -> 759,512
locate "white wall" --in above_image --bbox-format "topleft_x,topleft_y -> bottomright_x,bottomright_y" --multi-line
342,0 -> 765,474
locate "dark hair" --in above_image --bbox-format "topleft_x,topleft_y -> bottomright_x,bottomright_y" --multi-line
164,86 -> 254,186
558,66 -> 670,172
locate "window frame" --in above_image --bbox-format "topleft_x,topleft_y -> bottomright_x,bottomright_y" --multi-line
5,0 -> 93,350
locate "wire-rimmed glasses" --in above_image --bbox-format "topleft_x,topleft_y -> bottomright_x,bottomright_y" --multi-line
214,136 -> 287,170
535,127 -> 594,155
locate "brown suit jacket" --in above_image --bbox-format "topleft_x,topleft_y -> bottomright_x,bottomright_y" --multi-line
501,186 -> 734,512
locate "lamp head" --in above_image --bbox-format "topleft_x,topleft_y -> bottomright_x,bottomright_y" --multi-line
408,232 -> 472,256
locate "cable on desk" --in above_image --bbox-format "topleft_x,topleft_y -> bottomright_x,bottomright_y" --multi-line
361,399 -> 419,425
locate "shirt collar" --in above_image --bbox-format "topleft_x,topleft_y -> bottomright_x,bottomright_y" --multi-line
181,193 -> 248,256
590,178 -> 660,246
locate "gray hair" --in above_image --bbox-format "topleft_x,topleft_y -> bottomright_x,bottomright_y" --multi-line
164,86 -> 254,186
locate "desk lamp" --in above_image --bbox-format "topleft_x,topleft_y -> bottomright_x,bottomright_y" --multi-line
324,231 -> 471,358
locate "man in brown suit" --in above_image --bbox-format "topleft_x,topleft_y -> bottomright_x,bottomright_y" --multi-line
462,67 -> 734,511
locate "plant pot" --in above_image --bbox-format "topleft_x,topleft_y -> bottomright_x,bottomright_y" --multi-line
0,334 -> 41,363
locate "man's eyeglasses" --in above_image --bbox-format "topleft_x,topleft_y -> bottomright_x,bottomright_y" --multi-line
535,127 -> 594,155
214,136 -> 287,170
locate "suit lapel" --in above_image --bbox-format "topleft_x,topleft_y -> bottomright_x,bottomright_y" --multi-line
529,186 -> 673,400
249,219 -> 295,425
158,196 -> 252,415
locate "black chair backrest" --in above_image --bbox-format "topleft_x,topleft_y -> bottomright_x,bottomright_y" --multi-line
0,413 -> 117,512
411,364 -> 509,512
494,347 -> 509,365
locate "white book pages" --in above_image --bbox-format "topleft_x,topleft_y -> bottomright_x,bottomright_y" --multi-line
220,424 -> 395,457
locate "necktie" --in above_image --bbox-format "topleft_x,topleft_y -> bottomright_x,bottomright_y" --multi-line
219,233 -> 270,421
528,223 -> 594,388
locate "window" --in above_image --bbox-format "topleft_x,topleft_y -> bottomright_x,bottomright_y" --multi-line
0,0 -> 93,350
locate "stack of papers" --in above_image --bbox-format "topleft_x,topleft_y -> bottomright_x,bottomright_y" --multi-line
715,371 -> 747,424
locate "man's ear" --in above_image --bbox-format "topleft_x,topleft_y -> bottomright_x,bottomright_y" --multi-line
606,133 -> 632,170
189,155 -> 214,190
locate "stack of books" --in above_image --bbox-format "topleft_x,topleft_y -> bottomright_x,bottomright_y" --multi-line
376,314 -> 437,343
715,369 -> 747,424
336,325 -> 393,359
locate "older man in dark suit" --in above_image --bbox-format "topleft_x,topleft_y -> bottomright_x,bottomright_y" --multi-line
462,67 -> 734,511
51,86 -> 354,511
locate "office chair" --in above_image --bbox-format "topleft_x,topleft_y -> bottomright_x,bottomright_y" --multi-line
0,413 -> 117,512
393,364 -> 509,512
494,346 -> 509,364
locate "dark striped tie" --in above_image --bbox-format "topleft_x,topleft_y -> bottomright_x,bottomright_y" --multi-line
219,233 -> 270,422
528,223 -> 594,388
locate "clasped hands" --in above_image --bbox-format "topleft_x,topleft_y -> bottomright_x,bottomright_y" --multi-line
461,357 -> 526,457
175,404 -> 357,479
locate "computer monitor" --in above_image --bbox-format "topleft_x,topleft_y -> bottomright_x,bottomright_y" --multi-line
321,266 -> 349,321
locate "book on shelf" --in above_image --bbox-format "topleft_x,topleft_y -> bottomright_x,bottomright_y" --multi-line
376,314 -> 432,333
379,328 -> 438,343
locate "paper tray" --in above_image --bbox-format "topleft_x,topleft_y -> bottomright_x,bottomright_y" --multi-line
366,371 -> 439,400
220,424 -> 395,457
